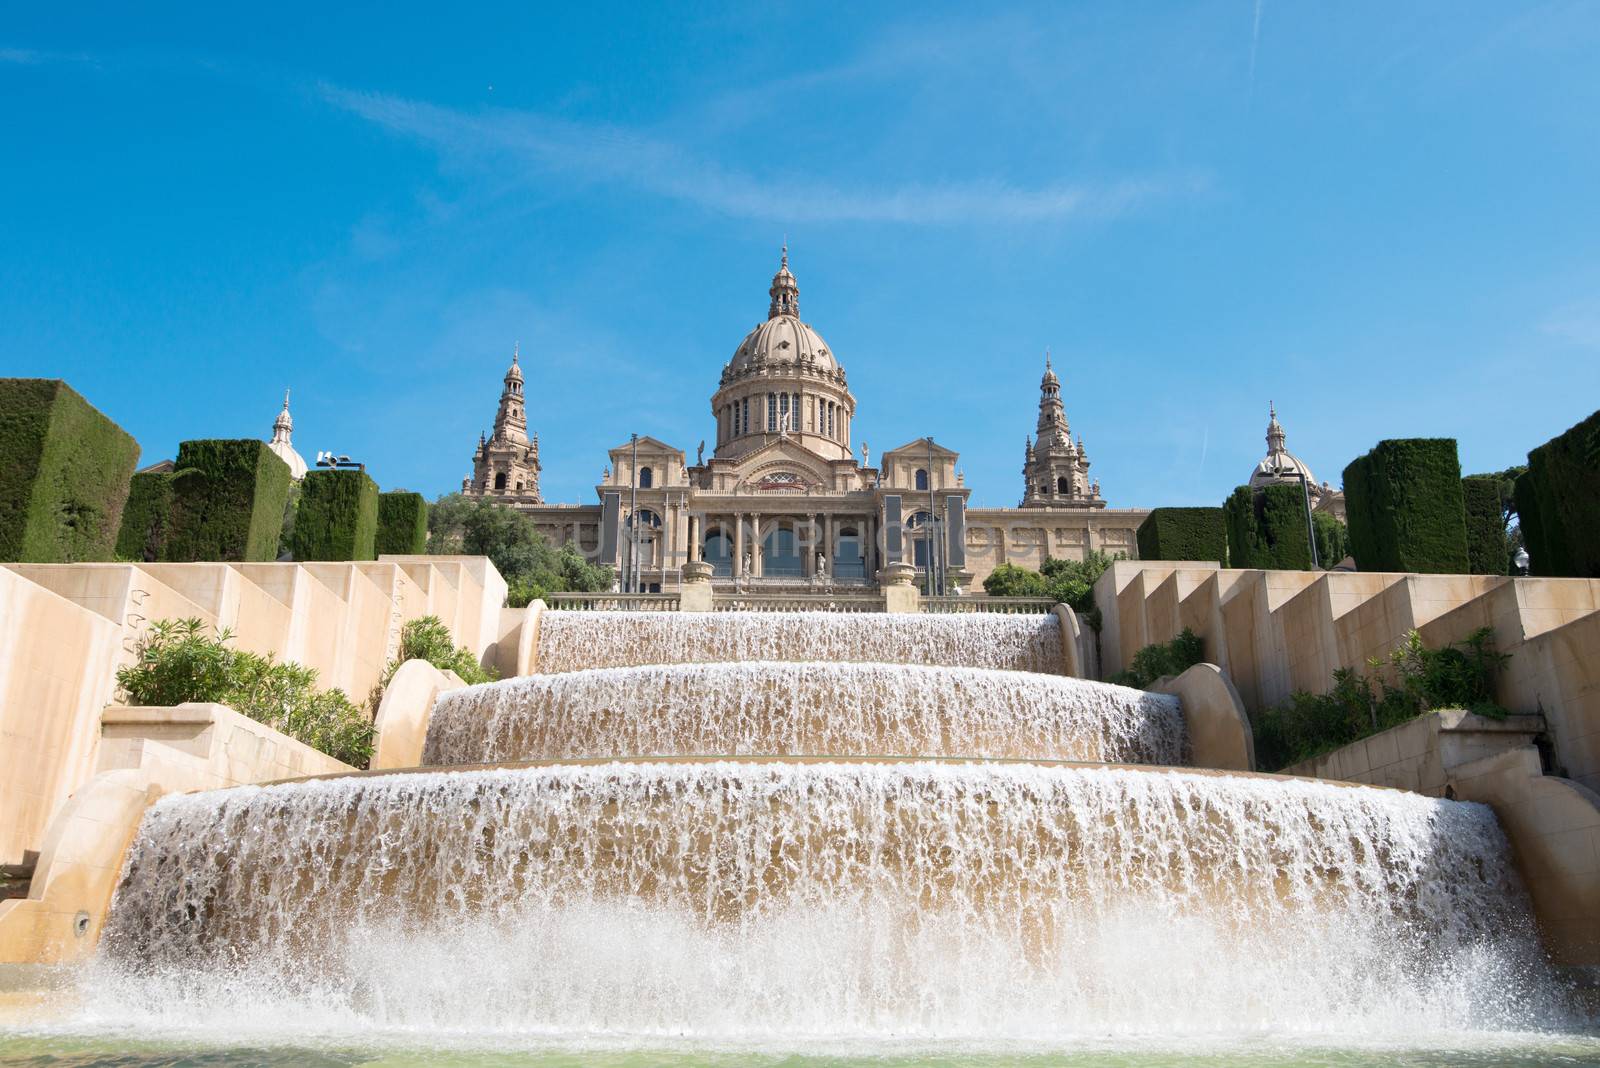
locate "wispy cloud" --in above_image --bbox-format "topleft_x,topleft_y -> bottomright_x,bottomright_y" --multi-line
0,45 -> 98,67
321,84 -> 1193,226
1541,298 -> 1600,349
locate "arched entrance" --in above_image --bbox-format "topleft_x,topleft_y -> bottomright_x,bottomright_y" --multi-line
762,521 -> 803,577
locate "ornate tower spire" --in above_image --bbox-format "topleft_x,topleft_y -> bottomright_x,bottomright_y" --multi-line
768,244 -> 799,320
271,389 -> 293,445
1020,349 -> 1104,510
1036,350 -> 1069,442
494,348 -> 529,445
1266,401 -> 1286,455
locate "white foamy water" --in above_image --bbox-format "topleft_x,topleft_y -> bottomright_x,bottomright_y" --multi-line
422,662 -> 1183,766
535,610 -> 1065,674
90,761 -> 1571,1041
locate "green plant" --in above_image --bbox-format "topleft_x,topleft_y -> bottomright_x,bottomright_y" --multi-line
291,469 -> 379,561
1107,628 -> 1205,689
115,618 -> 373,766
1461,475 -> 1507,575
115,471 -> 176,563
367,614 -> 497,714
1516,409 -> 1600,578
1251,627 -> 1509,771
428,494 -> 613,605
163,439 -> 293,562
1136,508 -> 1227,565
1342,438 -> 1470,574
981,562 -> 1048,598
1312,511 -> 1349,567
980,551 -> 1118,630
1225,483 -> 1314,570
0,378 -> 140,563
376,491 -> 428,555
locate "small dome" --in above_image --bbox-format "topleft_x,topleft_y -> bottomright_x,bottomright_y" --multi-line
268,390 -> 308,481
505,349 -> 523,382
1249,404 -> 1315,490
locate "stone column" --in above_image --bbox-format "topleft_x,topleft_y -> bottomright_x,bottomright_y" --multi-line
734,513 -> 745,579
751,512 -> 763,577
805,513 -> 818,577
823,514 -> 834,575
687,513 -> 701,562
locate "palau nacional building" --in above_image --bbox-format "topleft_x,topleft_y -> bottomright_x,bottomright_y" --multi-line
450,250 -> 1335,593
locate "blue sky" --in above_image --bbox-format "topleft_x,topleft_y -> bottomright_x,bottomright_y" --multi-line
3,2 -> 1597,509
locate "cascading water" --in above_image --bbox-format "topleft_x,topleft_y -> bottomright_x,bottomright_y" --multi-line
422,662 -> 1184,766
534,610 -> 1066,674
91,761 -> 1570,1041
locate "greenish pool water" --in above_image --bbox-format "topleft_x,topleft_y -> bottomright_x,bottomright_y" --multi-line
5,1032 -> 1600,1067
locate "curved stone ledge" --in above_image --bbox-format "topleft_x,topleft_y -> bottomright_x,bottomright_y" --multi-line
1152,663 -> 1256,772
371,660 -> 466,771
1448,745 -> 1600,969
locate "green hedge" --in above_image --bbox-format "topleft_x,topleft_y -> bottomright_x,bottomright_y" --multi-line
1312,512 -> 1349,567
163,440 -> 292,562
1136,507 -> 1227,564
1518,410 -> 1600,578
1461,476 -> 1506,576
375,491 -> 428,556
1341,438 -> 1469,574
115,471 -> 175,562
0,379 -> 140,563
292,469 -> 379,561
1224,483 -> 1313,570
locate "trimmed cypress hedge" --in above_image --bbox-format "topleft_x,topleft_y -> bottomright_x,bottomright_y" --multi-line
375,491 -> 428,555
115,471 -> 175,562
1341,439 -> 1469,574
1519,409 -> 1600,577
292,469 -> 379,561
1136,507 -> 1227,564
0,378 -> 140,562
1461,476 -> 1506,576
163,440 -> 292,562
1224,483 -> 1314,570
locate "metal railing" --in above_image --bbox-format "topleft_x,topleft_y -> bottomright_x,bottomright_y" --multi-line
542,592 -> 682,612
921,596 -> 1058,615
713,593 -> 888,613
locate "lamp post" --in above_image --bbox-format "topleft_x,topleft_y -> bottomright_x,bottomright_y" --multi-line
1514,547 -> 1530,576
1293,469 -> 1320,571
626,433 -> 639,594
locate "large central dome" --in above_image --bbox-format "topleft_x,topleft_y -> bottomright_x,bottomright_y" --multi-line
720,248 -> 845,381
710,248 -> 857,463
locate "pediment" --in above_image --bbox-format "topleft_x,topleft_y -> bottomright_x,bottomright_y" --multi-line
606,434 -> 683,460
883,436 -> 960,460
728,439 -> 836,493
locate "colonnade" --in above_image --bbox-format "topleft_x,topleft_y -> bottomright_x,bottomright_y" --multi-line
687,511 -> 877,581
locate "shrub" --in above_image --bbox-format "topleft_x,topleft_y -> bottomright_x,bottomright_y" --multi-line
375,491 -> 428,556
1461,475 -> 1507,576
1251,627 -> 1508,771
1136,507 -> 1226,565
292,469 -> 379,561
982,562 -> 1048,598
115,618 -> 373,766
1518,409 -> 1600,578
163,439 -> 292,562
0,378 -> 140,562
1107,628 -> 1205,689
1312,512 -> 1349,567
115,471 -> 175,562
1342,438 -> 1469,573
1225,483 -> 1313,570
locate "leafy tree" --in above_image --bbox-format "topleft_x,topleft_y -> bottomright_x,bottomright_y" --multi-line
1312,512 -> 1349,567
428,493 -> 613,606
367,615 -> 498,713
981,551 -> 1119,630
1465,465 -> 1527,572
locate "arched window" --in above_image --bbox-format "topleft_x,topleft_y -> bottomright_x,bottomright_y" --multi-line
704,527 -> 733,577
635,509 -> 662,528
494,472 -> 507,491
834,525 -> 866,579
1057,476 -> 1070,494
915,468 -> 929,491
639,466 -> 654,489
767,393 -> 778,432
762,522 -> 803,577
908,511 -> 935,568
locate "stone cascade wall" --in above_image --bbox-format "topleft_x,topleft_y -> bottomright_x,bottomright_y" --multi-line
0,557 -> 506,868
1095,560 -> 1600,793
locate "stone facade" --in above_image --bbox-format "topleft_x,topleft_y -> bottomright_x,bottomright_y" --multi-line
465,251 -> 1148,591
